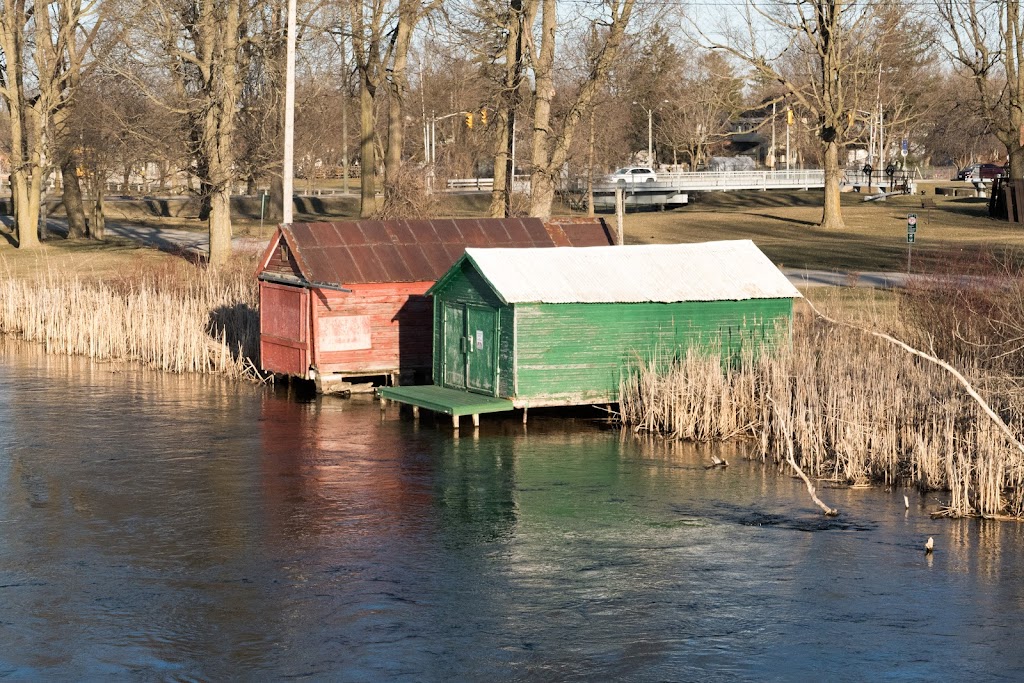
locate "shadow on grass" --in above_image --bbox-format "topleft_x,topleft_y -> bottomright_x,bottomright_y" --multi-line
748,212 -> 818,227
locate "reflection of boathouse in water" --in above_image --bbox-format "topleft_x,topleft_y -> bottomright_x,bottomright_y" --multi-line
255,218 -> 614,393
380,240 -> 802,426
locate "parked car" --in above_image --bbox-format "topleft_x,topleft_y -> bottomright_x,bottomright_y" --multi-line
607,166 -> 657,183
956,163 -> 1005,181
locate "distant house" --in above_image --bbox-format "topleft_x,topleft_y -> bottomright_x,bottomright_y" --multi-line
255,217 -> 614,392
419,240 -> 801,409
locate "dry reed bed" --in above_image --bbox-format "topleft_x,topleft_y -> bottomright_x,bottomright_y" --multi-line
619,319 -> 1024,519
0,260 -> 260,380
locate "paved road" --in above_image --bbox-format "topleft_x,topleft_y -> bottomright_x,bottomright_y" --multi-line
10,216 -> 911,289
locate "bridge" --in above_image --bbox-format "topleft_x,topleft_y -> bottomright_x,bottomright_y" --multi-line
589,170 -> 826,209
448,169 -> 826,194
447,170 -> 828,210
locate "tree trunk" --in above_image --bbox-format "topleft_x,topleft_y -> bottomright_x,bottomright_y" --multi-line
269,174 -> 284,223
820,139 -> 845,229
208,188 -> 232,266
11,171 -> 40,249
489,0 -> 526,219
201,0 -> 242,267
1010,144 -> 1024,180
526,0 -> 633,219
489,106 -> 510,217
61,159 -> 88,238
91,190 -> 105,240
587,108 -> 595,217
359,81 -> 377,217
528,0 -> 557,219
198,178 -> 213,221
384,9 -> 414,211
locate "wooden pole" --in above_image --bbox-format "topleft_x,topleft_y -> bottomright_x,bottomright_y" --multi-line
615,187 -> 624,245
283,0 -> 297,224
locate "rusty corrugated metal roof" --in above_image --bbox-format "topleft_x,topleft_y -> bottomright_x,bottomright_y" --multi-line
267,218 -> 614,285
544,217 -> 615,247
460,241 -> 803,303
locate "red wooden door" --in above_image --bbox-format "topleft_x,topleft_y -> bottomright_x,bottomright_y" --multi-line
259,282 -> 311,376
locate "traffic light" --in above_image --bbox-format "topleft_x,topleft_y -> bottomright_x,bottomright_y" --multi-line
480,108 -> 488,126
465,112 -> 474,129
786,108 -> 793,126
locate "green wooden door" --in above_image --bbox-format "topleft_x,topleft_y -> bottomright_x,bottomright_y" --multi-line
466,305 -> 497,394
443,303 -> 467,389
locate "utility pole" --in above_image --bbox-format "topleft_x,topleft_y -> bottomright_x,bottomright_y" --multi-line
283,0 -> 297,224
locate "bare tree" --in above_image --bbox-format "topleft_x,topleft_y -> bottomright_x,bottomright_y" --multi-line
695,0 -> 875,228
659,50 -> 745,170
921,72 -> 999,170
527,0 -> 637,219
0,0 -> 95,248
938,0 -> 1024,177
124,0 -> 251,266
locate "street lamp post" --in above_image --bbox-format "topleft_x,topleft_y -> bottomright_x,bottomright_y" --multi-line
633,100 -> 669,166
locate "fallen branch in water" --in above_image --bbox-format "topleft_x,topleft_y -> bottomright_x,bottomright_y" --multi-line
772,399 -> 838,516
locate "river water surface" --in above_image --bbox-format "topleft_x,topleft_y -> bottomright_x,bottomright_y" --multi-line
3,339 -> 1024,681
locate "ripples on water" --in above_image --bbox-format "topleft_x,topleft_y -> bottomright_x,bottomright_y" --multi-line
2,338 -> 1024,681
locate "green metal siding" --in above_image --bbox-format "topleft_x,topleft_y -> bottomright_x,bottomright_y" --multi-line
514,299 -> 792,405
432,260 -> 794,407
432,262 -> 505,385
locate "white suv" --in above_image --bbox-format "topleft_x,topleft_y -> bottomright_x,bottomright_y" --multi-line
607,167 -> 657,183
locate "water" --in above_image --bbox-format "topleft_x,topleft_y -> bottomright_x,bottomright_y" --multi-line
3,338 -> 1024,681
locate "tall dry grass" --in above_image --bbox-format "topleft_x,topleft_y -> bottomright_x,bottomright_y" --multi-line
619,314 -> 1024,519
0,255 -> 261,380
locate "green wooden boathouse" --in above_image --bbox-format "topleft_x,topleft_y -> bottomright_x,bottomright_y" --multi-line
380,240 -> 802,423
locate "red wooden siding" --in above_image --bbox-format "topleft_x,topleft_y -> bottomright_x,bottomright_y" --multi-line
312,282 -> 434,376
259,281 -> 311,376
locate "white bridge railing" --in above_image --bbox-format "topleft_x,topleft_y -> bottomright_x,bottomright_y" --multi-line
447,170 -> 826,194
598,169 -> 826,192
446,176 -> 531,192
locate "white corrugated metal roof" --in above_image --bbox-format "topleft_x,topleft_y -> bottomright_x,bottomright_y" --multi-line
463,240 -> 802,304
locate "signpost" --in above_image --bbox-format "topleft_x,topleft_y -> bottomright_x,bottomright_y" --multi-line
907,213 -> 917,272
901,138 -> 909,158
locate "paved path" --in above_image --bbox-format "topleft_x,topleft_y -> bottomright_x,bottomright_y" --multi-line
4,216 -> 269,255
782,268 -> 909,289
11,216 -> 913,289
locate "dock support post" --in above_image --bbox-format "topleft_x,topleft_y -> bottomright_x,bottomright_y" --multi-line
472,413 -> 480,428
522,407 -> 528,424
412,406 -> 419,420
452,414 -> 459,429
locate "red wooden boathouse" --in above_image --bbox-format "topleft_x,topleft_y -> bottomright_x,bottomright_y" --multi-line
256,217 -> 614,392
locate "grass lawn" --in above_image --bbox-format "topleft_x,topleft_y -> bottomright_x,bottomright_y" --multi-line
0,230 -> 178,280
4,180 -> 1020,277
620,181 -> 1022,272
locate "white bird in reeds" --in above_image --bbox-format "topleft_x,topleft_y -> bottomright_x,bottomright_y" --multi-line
706,454 -> 729,470
904,495 -> 910,510
925,537 -> 934,554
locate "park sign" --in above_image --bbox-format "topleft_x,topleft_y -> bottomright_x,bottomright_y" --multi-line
907,213 -> 917,244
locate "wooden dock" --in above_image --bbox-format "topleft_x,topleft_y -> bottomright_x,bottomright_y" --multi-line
378,385 -> 516,428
